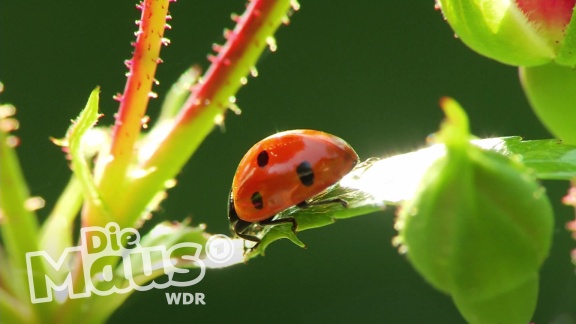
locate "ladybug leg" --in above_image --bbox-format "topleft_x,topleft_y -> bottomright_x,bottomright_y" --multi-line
259,216 -> 297,233
297,198 -> 348,208
235,217 -> 298,252
233,219 -> 262,244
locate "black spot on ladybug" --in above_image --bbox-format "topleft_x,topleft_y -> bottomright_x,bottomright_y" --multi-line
296,161 -> 314,186
251,192 -> 263,209
257,150 -> 269,167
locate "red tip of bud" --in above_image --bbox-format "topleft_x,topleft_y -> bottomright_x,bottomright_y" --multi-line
516,0 -> 575,33
438,96 -> 451,107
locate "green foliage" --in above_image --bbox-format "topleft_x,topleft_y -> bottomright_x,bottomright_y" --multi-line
1,1 -> 575,323
498,137 -> 576,179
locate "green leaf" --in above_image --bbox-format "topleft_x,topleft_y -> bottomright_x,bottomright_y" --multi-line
63,87 -> 112,223
244,161 -> 386,257
495,137 -> 576,179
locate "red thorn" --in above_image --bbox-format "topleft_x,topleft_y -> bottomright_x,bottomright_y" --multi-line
212,43 -> 222,52
223,29 -> 233,39
439,96 -> 451,108
165,23 -> 172,29
207,54 -> 217,63
113,93 -> 124,102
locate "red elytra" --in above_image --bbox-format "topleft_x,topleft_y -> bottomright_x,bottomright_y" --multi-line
228,129 -> 358,246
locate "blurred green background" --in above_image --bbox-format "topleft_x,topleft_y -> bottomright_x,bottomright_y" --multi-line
1,1 -> 575,323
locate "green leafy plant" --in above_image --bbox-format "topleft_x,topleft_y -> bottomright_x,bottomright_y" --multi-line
1,1 -> 575,323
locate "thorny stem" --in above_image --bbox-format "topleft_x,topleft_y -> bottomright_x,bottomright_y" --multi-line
112,0 -> 297,225
61,1 -> 171,320
90,0 -> 171,227
58,1 -> 297,318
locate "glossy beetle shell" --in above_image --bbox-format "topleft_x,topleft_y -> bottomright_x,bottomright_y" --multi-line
230,129 -> 358,223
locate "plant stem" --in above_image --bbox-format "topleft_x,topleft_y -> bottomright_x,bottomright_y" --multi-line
0,108 -> 41,304
116,0 -> 295,225
93,0 -> 170,226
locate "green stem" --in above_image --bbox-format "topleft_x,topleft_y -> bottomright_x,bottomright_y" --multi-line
39,175 -> 83,261
0,288 -> 38,324
0,108 -> 41,305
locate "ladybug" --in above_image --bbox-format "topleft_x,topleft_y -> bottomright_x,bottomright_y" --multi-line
228,129 -> 359,247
